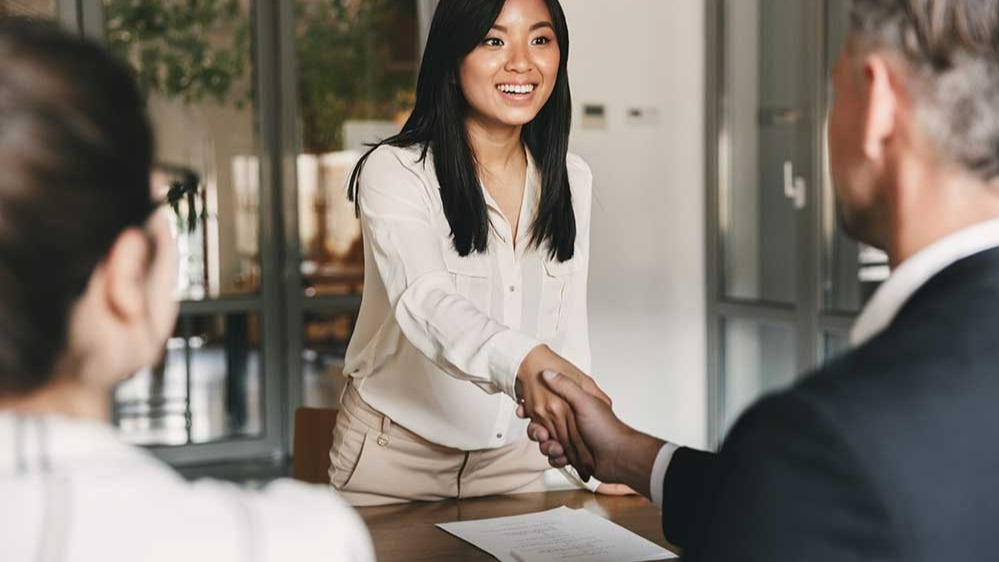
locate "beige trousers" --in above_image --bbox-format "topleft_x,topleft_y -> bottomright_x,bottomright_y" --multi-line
329,382 -> 551,507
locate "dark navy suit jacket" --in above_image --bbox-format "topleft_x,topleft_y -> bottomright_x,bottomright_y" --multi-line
662,247 -> 999,561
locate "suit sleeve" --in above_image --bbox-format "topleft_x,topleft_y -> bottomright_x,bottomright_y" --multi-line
679,392 -> 896,562
660,446 -> 720,548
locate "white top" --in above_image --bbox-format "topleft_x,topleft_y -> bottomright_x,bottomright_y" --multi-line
651,218 -> 999,508
344,144 -> 593,453
0,414 -> 374,562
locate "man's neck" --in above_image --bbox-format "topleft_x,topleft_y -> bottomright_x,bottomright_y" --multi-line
888,159 -> 999,267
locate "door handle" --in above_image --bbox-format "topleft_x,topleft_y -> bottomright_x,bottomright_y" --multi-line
783,161 -> 807,210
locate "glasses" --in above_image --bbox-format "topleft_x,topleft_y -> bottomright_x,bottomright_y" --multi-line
152,162 -> 202,234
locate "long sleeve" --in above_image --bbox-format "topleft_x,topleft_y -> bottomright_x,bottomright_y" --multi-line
356,147 -> 541,399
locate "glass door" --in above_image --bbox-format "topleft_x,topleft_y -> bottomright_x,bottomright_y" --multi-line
277,0 -> 437,442
708,0 -> 885,445
287,0 -> 421,413
79,0 -> 286,465
708,0 -> 821,441
13,0 -> 435,465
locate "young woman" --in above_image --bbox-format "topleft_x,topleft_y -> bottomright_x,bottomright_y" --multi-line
332,0 -> 630,505
0,19 -> 372,562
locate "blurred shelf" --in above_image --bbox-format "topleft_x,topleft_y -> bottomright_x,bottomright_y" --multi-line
179,297 -> 263,316
301,294 -> 362,313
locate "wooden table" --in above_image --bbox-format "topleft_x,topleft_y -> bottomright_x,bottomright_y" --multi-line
357,490 -> 679,562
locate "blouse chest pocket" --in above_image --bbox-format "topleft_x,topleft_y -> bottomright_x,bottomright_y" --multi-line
442,250 -> 492,312
540,258 -> 579,339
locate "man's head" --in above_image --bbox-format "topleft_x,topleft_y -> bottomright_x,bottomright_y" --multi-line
829,0 -> 999,251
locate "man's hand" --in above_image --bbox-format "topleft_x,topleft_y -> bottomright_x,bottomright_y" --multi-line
527,371 -> 665,498
517,371 -> 596,480
524,371 -> 632,481
515,346 -> 612,481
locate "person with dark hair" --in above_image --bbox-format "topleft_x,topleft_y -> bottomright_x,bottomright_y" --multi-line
332,0 -> 628,505
530,1 -> 999,560
0,18 -> 372,561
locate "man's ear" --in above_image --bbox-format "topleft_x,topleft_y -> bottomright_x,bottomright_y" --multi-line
102,228 -> 152,322
861,53 -> 901,162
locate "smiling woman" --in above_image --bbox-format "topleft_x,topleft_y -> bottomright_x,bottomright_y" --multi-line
328,0 -> 630,506
459,11 -> 560,131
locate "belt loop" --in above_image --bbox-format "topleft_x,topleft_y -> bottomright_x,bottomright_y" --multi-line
377,414 -> 392,447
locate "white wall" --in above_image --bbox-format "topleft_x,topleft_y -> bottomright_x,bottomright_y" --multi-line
564,0 -> 707,448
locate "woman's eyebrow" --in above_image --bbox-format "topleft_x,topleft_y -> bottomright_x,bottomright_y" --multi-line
490,21 -> 554,32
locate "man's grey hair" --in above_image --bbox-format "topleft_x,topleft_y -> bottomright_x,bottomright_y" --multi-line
850,0 -> 999,178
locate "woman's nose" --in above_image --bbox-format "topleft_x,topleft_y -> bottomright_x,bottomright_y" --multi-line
505,43 -> 532,73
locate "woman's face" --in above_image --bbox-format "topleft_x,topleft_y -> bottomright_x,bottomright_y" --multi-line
459,0 -> 561,130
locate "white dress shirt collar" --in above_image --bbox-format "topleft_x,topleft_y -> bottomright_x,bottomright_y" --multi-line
850,218 -> 999,346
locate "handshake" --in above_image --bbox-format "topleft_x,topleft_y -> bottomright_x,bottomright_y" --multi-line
514,346 -> 664,497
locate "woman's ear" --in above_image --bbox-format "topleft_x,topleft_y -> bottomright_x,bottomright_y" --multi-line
102,228 -> 153,323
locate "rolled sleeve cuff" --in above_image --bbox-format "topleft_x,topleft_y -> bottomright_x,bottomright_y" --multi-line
560,466 -> 602,492
489,330 -> 542,400
651,441 -> 680,508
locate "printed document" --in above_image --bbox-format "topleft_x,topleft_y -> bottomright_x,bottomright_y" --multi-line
437,506 -> 677,562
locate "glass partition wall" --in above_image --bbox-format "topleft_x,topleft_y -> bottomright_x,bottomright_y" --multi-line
43,0 -> 435,465
289,0 -> 420,416
706,0 -> 886,444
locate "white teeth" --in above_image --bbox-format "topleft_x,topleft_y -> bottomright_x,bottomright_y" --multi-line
497,84 -> 535,94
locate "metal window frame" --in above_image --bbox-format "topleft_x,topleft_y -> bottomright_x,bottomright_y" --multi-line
74,0 -> 287,465
705,0 -> 858,449
281,0 -> 434,445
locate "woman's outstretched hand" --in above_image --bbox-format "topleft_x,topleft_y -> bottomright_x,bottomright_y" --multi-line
514,346 -> 612,481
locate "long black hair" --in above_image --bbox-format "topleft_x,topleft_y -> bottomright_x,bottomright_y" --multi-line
348,0 -> 576,261
0,18 -> 155,396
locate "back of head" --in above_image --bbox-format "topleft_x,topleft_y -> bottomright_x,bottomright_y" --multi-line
851,0 -> 999,178
0,18 -> 154,398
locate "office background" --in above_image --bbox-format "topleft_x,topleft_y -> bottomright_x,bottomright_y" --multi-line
0,0 -> 878,477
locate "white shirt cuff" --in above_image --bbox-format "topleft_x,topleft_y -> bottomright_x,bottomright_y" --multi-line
490,331 -> 542,399
650,442 -> 680,508
560,466 -> 602,492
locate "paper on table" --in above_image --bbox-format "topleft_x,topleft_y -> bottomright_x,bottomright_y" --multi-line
436,506 -> 677,562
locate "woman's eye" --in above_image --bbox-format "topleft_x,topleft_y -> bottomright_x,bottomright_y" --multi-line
482,37 -> 503,47
532,36 -> 552,46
